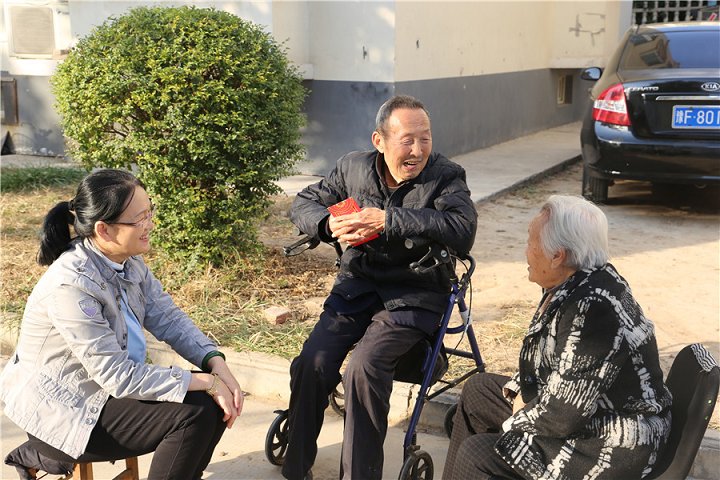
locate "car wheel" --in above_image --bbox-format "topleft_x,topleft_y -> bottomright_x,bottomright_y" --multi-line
582,166 -> 609,203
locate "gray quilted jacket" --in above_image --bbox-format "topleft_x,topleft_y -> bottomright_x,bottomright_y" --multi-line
0,239 -> 217,458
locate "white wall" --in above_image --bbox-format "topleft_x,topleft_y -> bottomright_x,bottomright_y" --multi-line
67,0 -> 272,40
1,0 -> 277,76
548,0 -> 632,68
395,1 -> 551,81
271,0 -> 310,74
67,1 -> 316,80
393,0 -> 629,81
1,0 -> 72,76
306,0 -> 395,82
2,1 -> 632,86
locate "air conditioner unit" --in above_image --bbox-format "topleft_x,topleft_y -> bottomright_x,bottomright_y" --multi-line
6,2 -> 69,59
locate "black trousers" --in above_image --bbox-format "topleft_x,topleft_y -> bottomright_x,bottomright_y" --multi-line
281,294 -> 439,480
442,372 -> 526,480
6,391 -> 226,480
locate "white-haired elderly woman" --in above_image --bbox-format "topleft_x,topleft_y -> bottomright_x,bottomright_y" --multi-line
443,195 -> 672,480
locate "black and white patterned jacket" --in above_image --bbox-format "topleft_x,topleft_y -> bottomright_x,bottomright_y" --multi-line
497,263 -> 672,480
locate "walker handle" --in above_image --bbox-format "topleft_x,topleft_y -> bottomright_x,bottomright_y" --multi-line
405,237 -> 452,275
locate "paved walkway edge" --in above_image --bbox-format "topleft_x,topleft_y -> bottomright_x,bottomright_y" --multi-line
145,339 -> 423,426
474,155 -> 581,205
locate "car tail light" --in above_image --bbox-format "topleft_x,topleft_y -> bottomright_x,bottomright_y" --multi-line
593,83 -> 631,126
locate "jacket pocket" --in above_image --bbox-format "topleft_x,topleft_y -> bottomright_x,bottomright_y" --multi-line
38,373 -> 82,407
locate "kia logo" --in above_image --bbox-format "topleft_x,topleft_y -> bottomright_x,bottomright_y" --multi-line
701,82 -> 720,92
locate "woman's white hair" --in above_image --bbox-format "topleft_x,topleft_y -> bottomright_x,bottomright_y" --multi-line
538,195 -> 609,270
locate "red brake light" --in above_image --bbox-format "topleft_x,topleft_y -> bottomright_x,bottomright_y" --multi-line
592,83 -> 631,126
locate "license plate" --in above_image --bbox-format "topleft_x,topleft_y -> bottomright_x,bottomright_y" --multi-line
672,105 -> 720,129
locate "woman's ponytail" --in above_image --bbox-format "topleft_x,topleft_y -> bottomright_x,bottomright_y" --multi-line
37,201 -> 76,266
35,169 -> 143,266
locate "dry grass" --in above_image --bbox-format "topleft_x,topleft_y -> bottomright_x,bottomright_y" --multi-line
442,300 -> 532,386
148,245 -> 335,359
1,186 -> 71,332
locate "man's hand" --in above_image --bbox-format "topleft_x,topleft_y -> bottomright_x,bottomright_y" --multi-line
329,207 -> 385,244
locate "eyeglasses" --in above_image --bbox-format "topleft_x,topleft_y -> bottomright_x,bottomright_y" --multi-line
110,204 -> 156,228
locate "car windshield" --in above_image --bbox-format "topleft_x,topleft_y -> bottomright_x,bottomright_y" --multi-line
619,30 -> 720,69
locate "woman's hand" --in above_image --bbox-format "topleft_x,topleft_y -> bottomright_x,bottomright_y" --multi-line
207,356 -> 245,419
189,370 -> 241,428
210,376 -> 240,428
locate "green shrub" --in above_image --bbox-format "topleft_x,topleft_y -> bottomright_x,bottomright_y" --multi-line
52,6 -> 306,264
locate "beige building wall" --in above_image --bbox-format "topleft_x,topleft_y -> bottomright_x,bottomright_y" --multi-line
395,1 -> 551,80
66,1 -> 272,41
549,0 -> 633,68
394,1 -> 629,81
270,0 -> 311,78
305,1 -> 395,82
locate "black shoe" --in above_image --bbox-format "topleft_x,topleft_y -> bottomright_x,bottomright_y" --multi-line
304,470 -> 313,480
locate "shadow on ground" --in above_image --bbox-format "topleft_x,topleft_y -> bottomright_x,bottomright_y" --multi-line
605,181 -> 720,214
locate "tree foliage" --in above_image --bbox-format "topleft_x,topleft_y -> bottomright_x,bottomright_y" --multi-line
52,6 -> 306,264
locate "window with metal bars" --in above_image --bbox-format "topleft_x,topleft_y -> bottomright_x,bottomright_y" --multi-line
632,0 -> 719,24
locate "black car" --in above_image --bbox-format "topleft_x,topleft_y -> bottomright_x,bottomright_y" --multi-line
580,22 -> 720,203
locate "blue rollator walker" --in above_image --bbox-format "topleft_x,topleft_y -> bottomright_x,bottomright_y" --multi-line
264,234 -> 484,480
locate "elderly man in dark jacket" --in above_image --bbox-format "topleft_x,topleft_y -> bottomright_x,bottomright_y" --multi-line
281,95 -> 477,480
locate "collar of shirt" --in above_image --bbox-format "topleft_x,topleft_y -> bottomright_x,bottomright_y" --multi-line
84,238 -> 126,277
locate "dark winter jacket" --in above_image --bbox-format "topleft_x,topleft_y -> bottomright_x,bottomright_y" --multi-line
290,150 -> 477,314
497,263 -> 672,480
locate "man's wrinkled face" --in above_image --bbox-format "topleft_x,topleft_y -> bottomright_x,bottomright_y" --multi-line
372,108 -> 432,187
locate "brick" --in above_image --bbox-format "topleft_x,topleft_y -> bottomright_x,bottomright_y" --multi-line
264,306 -> 291,325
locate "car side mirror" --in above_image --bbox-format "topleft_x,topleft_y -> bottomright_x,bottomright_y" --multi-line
581,67 -> 602,81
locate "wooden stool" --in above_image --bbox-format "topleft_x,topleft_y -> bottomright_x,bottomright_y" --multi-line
72,456 -> 139,480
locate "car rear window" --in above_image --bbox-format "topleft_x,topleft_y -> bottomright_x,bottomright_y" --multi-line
619,30 -> 720,69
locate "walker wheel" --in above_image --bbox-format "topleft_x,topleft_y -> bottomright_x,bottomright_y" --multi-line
399,450 -> 433,480
444,403 -> 457,438
265,409 -> 289,466
329,384 -> 345,417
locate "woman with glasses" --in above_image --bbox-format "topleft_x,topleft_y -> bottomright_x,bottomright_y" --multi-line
1,169 -> 243,480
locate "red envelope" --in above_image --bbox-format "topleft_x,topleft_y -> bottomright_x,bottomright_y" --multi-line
327,197 -> 379,246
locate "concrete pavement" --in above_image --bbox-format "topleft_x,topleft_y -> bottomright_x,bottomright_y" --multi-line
2,121 -> 718,479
